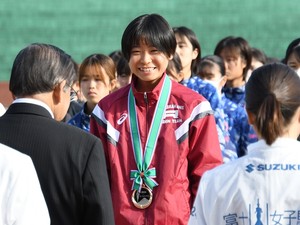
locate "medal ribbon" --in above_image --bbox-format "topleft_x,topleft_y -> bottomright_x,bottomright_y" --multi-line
129,75 -> 171,192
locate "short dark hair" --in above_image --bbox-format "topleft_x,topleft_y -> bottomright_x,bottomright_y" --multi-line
10,43 -> 77,97
283,38 -> 300,64
109,50 -> 123,65
116,57 -> 131,77
173,26 -> 201,74
286,45 -> 300,66
198,55 -> 225,77
166,52 -> 182,75
251,47 -> 267,65
214,36 -> 252,80
121,14 -> 176,61
245,63 -> 300,145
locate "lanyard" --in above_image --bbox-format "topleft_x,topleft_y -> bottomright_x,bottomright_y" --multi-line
129,76 -> 171,191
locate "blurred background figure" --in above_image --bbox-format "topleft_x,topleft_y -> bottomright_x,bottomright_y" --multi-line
116,56 -> 132,89
246,47 -> 267,81
283,38 -> 300,141
68,53 -> 116,132
70,70 -> 86,104
109,50 -> 132,90
213,36 -> 258,156
166,52 -> 184,82
214,36 -> 252,107
197,55 -> 227,95
109,49 -> 123,66
173,26 -> 201,81
283,38 -> 300,77
173,26 -> 229,161
197,55 -> 257,159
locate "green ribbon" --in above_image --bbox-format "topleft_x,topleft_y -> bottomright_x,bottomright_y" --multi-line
129,75 -> 171,191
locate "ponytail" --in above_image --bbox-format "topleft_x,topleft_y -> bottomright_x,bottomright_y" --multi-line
245,63 -> 300,145
256,93 -> 283,145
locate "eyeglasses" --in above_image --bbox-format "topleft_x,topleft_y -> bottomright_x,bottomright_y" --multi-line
64,83 -> 78,100
70,86 -> 78,101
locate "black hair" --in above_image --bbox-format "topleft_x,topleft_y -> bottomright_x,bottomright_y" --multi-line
121,14 -> 176,61
198,55 -> 225,76
283,38 -> 300,64
109,50 -> 123,65
214,36 -> 252,80
166,52 -> 182,75
116,57 -> 131,77
173,26 -> 201,74
251,47 -> 267,65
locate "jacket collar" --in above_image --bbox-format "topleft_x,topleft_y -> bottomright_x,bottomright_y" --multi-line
248,138 -> 300,155
13,98 -> 54,118
6,102 -> 53,119
130,73 -> 167,104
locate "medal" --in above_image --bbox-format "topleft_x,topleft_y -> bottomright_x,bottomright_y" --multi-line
128,75 -> 172,209
131,185 -> 153,209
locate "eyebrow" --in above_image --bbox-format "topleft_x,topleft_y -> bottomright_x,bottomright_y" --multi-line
200,72 -> 214,77
177,41 -> 187,44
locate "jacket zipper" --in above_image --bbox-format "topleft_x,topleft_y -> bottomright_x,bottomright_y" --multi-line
144,92 -> 149,134
143,92 -> 149,225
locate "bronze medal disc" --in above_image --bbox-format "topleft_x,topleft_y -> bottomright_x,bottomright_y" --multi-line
132,186 -> 153,209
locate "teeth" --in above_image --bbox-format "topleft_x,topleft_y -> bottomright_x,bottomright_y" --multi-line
139,67 -> 154,72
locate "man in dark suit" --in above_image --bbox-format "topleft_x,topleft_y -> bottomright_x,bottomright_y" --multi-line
0,43 -> 115,225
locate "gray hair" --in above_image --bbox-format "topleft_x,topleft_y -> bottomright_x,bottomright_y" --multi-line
10,43 -> 77,97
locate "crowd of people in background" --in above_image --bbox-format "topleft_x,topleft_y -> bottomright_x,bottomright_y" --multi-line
0,13 -> 299,225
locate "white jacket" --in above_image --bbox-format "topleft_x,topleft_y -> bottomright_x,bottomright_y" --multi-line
189,138 -> 300,225
0,143 -> 50,225
0,103 -> 5,117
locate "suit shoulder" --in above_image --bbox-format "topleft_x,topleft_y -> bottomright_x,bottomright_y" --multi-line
0,143 -> 32,170
57,121 -> 100,142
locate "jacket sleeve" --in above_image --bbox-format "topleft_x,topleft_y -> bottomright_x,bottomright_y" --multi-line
187,110 -> 223,204
82,139 -> 115,225
90,105 -> 111,180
